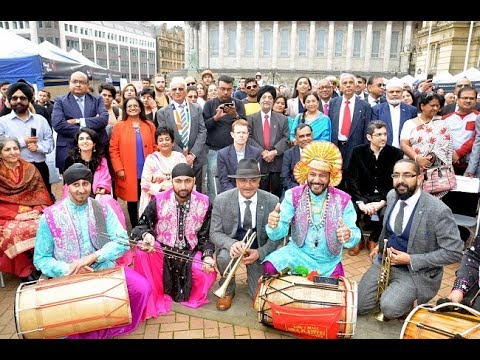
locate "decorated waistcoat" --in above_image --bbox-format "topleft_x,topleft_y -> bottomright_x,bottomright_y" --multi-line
291,185 -> 351,256
43,198 -> 108,263
154,188 -> 209,249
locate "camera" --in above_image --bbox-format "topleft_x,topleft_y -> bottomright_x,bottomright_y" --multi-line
30,128 -> 37,137
222,102 -> 234,108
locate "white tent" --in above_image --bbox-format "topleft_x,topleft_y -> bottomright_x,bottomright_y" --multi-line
68,49 -> 106,70
453,67 -> 480,81
434,72 -> 455,83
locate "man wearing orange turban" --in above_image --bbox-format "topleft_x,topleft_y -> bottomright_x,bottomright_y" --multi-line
263,141 -> 361,277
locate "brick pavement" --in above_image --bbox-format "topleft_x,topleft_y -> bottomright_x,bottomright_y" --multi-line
0,245 -> 459,340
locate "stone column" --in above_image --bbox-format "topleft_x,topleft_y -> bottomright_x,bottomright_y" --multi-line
200,21 -> 208,69
184,23 -> 191,70
272,21 -> 279,69
346,21 -> 354,71
236,21 -> 242,68
308,21 -> 316,70
326,21 -> 335,71
254,21 -> 260,69
289,21 -> 297,70
364,21 -> 373,72
218,21 -> 224,69
383,21 -> 392,72
401,21 -> 413,73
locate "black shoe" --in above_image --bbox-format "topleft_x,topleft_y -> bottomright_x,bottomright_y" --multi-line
20,270 -> 42,283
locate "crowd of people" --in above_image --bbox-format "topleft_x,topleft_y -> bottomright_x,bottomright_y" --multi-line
1,68 -> 480,338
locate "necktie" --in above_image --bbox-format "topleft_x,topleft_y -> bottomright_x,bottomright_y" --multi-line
341,100 -> 351,137
394,201 -> 407,235
263,114 -> 270,149
374,99 -> 380,104
323,103 -> 329,116
179,104 -> 189,149
77,97 -> 85,117
244,200 -> 252,230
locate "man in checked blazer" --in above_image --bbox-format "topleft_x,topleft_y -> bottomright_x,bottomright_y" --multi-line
210,158 -> 280,310
247,85 -> 289,199
52,71 -> 108,173
357,159 -> 463,320
156,76 -> 207,193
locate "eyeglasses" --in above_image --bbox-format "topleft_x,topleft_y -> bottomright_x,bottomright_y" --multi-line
10,96 -> 28,102
70,80 -> 88,85
171,87 -> 185,92
318,86 -> 332,90
187,95 -> 198,99
459,96 -> 476,101
376,83 -> 385,87
391,173 -> 417,179
127,104 -> 140,108
457,84 -> 470,88
246,85 -> 258,90
186,82 -> 196,86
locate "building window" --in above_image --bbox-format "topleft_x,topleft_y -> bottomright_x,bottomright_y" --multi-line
12,22 -> 17,30
316,30 -> 325,56
280,29 -> 289,57
4,22 -> 8,29
55,38 -> 60,46
39,37 -> 44,43
371,31 -> 380,58
353,30 -> 362,58
298,29 -> 307,57
334,30 -> 343,57
0,23 -> 3,28
209,29 -> 219,56
262,29 -> 272,57
46,37 -> 53,43
390,31 -> 399,59
39,21 -> 44,28
244,30 -> 254,56
19,21 -> 24,29
227,29 -> 236,56
45,21 -> 52,28
26,21 -> 30,29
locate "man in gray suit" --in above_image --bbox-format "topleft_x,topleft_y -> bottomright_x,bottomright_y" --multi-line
210,158 -> 279,310
156,76 -> 207,193
247,85 -> 289,198
357,159 -> 463,320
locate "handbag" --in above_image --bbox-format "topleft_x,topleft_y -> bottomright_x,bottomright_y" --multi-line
422,164 -> 457,194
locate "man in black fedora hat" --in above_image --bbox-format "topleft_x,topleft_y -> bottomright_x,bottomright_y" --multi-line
210,158 -> 280,310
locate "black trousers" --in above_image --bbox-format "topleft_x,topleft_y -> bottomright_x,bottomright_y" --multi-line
260,172 -> 283,199
33,161 -> 53,199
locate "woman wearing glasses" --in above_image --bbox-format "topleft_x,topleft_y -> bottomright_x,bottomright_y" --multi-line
400,92 -> 453,198
109,98 -> 156,227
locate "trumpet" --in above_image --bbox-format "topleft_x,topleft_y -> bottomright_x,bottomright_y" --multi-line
214,230 -> 257,298
374,238 -> 391,322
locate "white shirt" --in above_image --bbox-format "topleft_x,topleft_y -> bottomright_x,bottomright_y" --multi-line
388,189 -> 421,233
238,192 -> 258,229
261,111 -> 272,128
389,103 -> 401,148
338,96 -> 355,141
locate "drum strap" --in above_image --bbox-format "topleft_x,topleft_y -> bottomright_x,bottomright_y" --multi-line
91,199 -> 110,249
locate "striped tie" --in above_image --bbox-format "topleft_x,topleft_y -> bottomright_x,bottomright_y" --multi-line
179,104 -> 189,149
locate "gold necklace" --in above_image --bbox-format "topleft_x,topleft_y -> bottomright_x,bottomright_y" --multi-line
307,191 -> 329,247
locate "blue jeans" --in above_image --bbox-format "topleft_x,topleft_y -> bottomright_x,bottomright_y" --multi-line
206,148 -> 219,202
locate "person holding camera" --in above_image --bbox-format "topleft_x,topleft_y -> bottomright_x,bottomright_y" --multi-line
203,75 -> 246,202
0,82 -> 54,198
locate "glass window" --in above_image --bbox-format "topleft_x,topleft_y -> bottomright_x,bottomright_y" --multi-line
390,31 -> 399,59
298,29 -> 307,57
316,30 -> 325,56
334,30 -> 343,57
280,29 -> 289,57
210,29 -> 219,56
353,30 -> 362,58
263,29 -> 271,56
371,31 -> 380,58
12,22 -> 17,29
244,30 -> 253,56
19,21 -> 24,29
228,29 -> 236,56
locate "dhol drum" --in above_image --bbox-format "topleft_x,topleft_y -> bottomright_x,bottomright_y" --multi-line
400,302 -> 480,339
253,274 -> 357,339
15,266 -> 132,339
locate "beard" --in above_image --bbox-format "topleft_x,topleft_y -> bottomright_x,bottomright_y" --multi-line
173,188 -> 191,200
387,99 -> 402,106
394,182 -> 417,200
307,180 -> 328,195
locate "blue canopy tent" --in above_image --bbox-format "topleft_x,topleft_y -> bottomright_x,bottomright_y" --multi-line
0,28 -> 44,89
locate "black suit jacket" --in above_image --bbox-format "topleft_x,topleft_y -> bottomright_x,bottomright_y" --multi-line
280,145 -> 301,190
439,102 -> 480,116
347,144 -> 403,203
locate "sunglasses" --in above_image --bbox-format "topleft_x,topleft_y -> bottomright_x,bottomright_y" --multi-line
246,85 -> 258,90
187,82 -> 196,86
